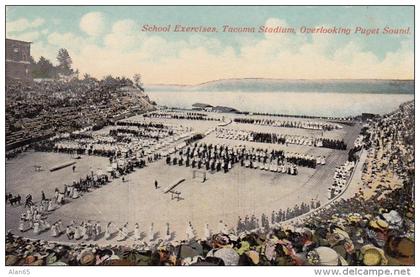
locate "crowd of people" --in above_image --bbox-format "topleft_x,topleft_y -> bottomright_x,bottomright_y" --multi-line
5,101 -> 414,266
236,201 -> 321,234
35,120 -> 193,160
109,126 -> 174,140
236,146 -> 325,172
6,77 -> 155,150
18,195 -> 62,235
284,152 -> 326,168
10,172 -> 111,238
233,118 -> 343,131
6,145 -> 31,160
328,161 -> 356,199
144,111 -> 220,121
216,128 -> 347,150
166,143 -> 238,174
6,181 -> 414,266
6,193 -> 22,206
115,121 -> 166,129
164,143 -> 324,175
241,111 -> 355,122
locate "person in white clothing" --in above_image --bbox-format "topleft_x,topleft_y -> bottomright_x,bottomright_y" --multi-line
40,219 -> 51,231
186,221 -> 195,241
81,223 -> 88,240
57,220 -> 63,234
218,220 -> 228,234
47,200 -> 56,212
33,221 -> 40,235
134,223 -> 141,241
74,225 -> 82,240
94,221 -> 101,240
148,223 -> 154,242
116,227 -> 127,241
57,193 -> 64,205
204,223 -> 211,240
121,223 -> 129,239
105,221 -> 113,240
51,223 -> 58,237
19,218 -> 26,232
72,189 -> 79,199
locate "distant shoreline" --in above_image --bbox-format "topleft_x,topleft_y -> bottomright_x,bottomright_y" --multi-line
146,90 -> 414,95
145,78 -> 414,94
147,77 -> 414,87
148,93 -> 413,118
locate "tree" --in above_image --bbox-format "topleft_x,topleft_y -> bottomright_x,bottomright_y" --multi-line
133,74 -> 144,92
31,56 -> 56,79
102,75 -> 119,88
30,56 -> 39,78
38,56 -> 54,77
29,56 -> 36,66
56,48 -> 73,76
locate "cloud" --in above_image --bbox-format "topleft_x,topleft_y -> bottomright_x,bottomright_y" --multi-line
80,12 -> 106,36
28,16 -> 413,84
9,31 -> 41,42
104,19 -> 145,50
33,18 -> 45,27
47,32 -> 85,50
6,17 -> 45,33
112,19 -> 136,34
30,40 -> 59,64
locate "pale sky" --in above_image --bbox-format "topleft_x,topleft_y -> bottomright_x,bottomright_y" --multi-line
6,6 -> 414,85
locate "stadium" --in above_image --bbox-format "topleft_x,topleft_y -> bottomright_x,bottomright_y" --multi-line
5,76 -> 414,265
6,107 -> 363,242
4,5 -> 415,267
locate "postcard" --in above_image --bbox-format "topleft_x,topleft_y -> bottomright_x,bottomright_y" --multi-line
4,4 -> 415,270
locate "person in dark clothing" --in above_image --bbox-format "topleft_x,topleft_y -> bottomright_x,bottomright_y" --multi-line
25,194 -> 33,208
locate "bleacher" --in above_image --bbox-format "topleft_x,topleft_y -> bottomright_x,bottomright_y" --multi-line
6,78 -> 156,151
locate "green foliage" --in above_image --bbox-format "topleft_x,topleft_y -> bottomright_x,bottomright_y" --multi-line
56,48 -> 74,76
31,56 -> 57,79
31,48 -> 75,79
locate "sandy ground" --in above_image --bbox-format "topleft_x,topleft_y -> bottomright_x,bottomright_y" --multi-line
5,152 -> 109,200
5,112 -> 362,244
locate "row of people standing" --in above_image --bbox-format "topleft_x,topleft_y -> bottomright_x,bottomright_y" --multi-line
165,143 -> 300,175
116,120 -> 167,129
166,143 -> 325,174
144,111 -> 220,121
328,160 -> 355,199
109,126 -> 173,140
216,128 -> 347,150
233,117 -> 342,131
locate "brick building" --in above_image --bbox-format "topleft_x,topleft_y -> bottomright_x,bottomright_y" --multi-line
6,38 -> 32,81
